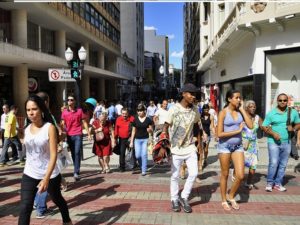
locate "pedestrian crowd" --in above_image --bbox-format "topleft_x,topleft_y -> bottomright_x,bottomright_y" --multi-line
0,84 -> 300,224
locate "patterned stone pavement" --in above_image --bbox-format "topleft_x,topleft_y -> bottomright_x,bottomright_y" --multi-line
1,163 -> 300,225
1,137 -> 300,224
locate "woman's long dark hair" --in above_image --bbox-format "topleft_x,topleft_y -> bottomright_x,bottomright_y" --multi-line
24,95 -> 56,128
224,89 -> 240,108
201,104 -> 210,118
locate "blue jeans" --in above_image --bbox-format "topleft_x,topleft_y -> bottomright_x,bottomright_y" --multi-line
267,142 -> 291,186
67,135 -> 82,175
0,136 -> 23,163
34,191 -> 48,215
134,138 -> 148,173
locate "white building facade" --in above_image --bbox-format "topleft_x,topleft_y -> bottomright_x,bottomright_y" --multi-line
120,2 -> 144,101
197,2 -> 300,116
144,29 -> 169,92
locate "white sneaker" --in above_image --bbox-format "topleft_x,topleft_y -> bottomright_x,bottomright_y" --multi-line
273,184 -> 287,192
265,184 -> 273,192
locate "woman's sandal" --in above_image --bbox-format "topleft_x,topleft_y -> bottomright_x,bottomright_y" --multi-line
227,198 -> 240,210
221,201 -> 231,211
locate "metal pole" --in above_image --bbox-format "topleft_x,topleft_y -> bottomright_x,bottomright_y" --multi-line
75,78 -> 81,108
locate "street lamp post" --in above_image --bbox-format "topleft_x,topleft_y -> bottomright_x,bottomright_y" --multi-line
133,76 -> 143,104
65,46 -> 87,107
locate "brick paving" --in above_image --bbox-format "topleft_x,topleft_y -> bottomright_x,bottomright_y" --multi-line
1,138 -> 300,224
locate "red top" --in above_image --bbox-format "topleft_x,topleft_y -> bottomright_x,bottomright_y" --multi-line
61,108 -> 85,136
114,115 -> 134,139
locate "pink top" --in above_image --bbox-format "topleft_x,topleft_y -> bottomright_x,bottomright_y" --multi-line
61,108 -> 85,136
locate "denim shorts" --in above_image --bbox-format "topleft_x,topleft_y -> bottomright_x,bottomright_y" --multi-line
217,142 -> 244,154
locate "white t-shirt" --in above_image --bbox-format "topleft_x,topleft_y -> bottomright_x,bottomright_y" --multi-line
24,122 -> 60,180
0,113 -> 8,129
115,104 -> 123,116
154,108 -> 169,125
166,103 -> 200,155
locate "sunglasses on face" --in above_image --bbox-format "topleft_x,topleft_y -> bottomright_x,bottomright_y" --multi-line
137,110 -> 144,112
68,99 -> 74,102
278,99 -> 288,102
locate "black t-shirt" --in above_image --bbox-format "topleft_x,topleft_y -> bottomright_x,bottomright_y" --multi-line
132,116 -> 152,139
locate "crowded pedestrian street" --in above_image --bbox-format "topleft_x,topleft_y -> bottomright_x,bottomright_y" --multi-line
1,137 -> 299,225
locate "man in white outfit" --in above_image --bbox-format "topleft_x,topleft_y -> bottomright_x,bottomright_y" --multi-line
160,83 -> 206,213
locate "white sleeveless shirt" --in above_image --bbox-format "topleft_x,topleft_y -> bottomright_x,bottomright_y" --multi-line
24,122 -> 59,179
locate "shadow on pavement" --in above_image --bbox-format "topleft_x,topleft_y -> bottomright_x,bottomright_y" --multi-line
198,171 -> 218,180
0,201 -> 20,218
190,182 -> 219,205
67,184 -> 120,209
206,154 -> 219,165
294,163 -> 300,173
75,203 -> 130,225
64,175 -> 104,191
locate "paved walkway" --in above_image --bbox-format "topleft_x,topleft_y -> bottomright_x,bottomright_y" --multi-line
0,138 -> 300,224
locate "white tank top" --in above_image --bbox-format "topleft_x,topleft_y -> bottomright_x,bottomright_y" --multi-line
24,122 -> 59,179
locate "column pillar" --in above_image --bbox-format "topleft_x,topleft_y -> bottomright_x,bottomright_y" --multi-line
97,78 -> 105,100
98,50 -> 105,69
55,30 -> 66,58
13,64 -> 28,116
11,9 -> 27,48
55,30 -> 67,107
83,42 -> 89,65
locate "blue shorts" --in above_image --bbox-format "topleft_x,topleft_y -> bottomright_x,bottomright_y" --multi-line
217,142 -> 244,154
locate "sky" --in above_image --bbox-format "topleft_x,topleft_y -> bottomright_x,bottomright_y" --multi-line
144,2 -> 184,69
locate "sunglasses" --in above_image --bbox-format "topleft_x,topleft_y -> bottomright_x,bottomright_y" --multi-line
278,99 -> 288,102
68,99 -> 74,102
137,110 -> 144,112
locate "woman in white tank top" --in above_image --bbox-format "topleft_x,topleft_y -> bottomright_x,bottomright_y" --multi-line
18,95 -> 72,225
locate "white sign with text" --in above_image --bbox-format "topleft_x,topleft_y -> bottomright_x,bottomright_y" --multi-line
48,69 -> 75,82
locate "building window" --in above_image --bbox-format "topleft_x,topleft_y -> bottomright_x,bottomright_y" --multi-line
95,12 -> 99,28
27,21 -> 39,51
79,3 -> 85,18
73,3 -> 80,14
41,27 -> 54,55
204,2 -> 210,21
89,50 -> 98,67
0,8 -> 11,42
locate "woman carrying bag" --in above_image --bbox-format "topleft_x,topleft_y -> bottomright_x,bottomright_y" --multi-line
92,112 -> 116,173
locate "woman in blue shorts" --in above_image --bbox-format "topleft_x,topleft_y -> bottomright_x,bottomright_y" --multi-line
217,90 -> 253,211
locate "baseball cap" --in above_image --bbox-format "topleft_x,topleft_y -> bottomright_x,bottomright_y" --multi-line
180,83 -> 200,93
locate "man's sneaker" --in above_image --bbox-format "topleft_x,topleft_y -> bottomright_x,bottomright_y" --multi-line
74,173 -> 80,181
36,209 -> 53,219
178,196 -> 192,213
273,184 -> 287,192
265,184 -> 273,192
171,199 -> 181,212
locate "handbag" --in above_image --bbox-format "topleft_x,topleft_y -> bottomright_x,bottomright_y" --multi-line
287,107 -> 295,139
126,147 -> 134,169
95,131 -> 104,142
113,139 -> 121,155
56,142 -> 72,172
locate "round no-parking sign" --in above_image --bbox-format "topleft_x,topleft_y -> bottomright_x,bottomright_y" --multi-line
51,70 -> 60,80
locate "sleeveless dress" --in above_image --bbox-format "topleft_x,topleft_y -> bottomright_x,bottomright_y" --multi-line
92,119 -> 112,157
242,115 -> 259,169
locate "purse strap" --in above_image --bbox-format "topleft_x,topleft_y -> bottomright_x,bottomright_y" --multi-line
287,107 -> 291,126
